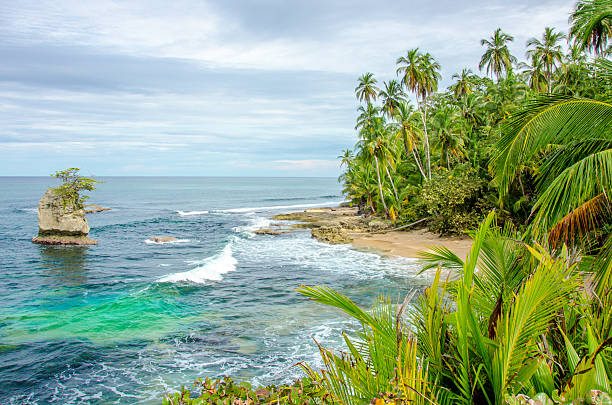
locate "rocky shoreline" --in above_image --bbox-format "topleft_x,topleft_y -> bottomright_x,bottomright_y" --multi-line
271,206 -> 392,244
259,205 -> 473,260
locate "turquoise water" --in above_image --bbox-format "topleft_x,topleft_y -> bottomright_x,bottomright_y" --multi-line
0,177 -> 429,404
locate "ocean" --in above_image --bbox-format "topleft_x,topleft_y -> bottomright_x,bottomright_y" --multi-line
0,177 -> 430,404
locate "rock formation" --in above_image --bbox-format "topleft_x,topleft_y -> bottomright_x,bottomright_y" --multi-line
84,204 -> 111,213
147,236 -> 179,243
32,188 -> 98,245
311,226 -> 353,244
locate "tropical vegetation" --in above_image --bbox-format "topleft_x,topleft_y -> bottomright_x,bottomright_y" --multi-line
167,0 -> 611,403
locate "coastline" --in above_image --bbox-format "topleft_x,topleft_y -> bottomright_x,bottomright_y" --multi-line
267,205 -> 473,261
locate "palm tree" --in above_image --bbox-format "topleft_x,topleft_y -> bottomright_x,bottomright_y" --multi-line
354,72 -> 380,105
432,107 -> 465,170
378,80 -> 405,118
356,116 -> 394,216
570,0 -> 612,54
479,28 -> 517,80
523,55 -> 549,93
493,61 -> 612,281
355,103 -> 380,132
338,149 -> 353,168
527,27 -> 566,92
451,68 -> 478,98
396,48 -> 441,179
393,102 -> 427,180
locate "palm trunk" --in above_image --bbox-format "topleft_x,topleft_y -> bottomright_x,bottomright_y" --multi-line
416,97 -> 432,180
384,164 -> 399,202
402,130 -> 427,180
411,149 -> 427,180
374,156 -> 389,216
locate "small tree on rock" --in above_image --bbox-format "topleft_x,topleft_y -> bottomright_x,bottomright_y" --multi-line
52,168 -> 101,209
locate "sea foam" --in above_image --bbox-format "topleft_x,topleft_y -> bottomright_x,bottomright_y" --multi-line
177,210 -> 209,216
232,216 -> 271,233
144,238 -> 190,245
158,239 -> 237,283
217,200 -> 345,213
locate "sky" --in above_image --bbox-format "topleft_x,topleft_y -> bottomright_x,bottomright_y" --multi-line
0,0 -> 574,177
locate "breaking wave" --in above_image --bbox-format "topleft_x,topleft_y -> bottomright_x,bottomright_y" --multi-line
157,239 -> 237,283
176,210 -> 209,217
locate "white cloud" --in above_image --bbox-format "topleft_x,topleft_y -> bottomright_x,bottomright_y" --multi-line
273,159 -> 339,171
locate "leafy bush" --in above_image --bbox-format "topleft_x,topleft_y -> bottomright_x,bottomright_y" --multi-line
51,168 -> 101,209
163,376 -> 333,404
417,166 -> 491,235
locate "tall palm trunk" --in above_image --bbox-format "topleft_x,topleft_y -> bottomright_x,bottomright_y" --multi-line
547,62 -> 552,93
416,96 -> 432,179
384,165 -> 399,202
402,130 -> 427,180
373,156 -> 389,216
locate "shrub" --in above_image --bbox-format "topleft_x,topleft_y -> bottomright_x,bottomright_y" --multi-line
163,376 -> 333,404
51,168 -> 101,209
417,166 -> 491,235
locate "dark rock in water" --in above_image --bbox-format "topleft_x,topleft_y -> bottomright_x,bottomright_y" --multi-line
32,188 -> 98,245
84,204 -> 111,213
32,235 -> 98,245
148,236 -> 179,243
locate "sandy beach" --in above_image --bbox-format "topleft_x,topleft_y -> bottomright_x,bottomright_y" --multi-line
270,206 -> 473,261
350,228 -> 472,260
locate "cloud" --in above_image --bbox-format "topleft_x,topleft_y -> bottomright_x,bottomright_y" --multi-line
273,159 -> 339,171
0,0 -> 578,175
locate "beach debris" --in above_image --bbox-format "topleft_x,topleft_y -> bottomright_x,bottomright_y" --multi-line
32,188 -> 98,245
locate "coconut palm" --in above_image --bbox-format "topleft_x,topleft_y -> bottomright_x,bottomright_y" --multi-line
354,72 -> 380,105
522,55 -> 549,93
341,160 -> 378,212
479,28 -> 517,81
355,103 -> 380,132
493,61 -> 612,295
570,0 -> 612,54
396,48 -> 441,179
432,107 -> 466,169
378,79 -> 405,118
338,149 -> 353,168
451,68 -> 478,98
393,102 -> 427,180
527,27 -> 566,92
356,116 -> 395,216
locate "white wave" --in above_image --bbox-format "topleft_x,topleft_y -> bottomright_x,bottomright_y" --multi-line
232,216 -> 271,233
144,239 -> 190,245
158,240 -> 237,283
216,200 -> 345,213
177,210 -> 208,217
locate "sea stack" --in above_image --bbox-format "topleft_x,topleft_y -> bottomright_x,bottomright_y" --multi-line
32,188 -> 98,245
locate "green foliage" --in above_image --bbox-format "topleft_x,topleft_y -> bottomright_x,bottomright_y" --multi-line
298,212 -> 612,405
338,0 -> 612,242
163,376 -> 332,404
417,167 -> 490,234
51,168 -> 101,209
